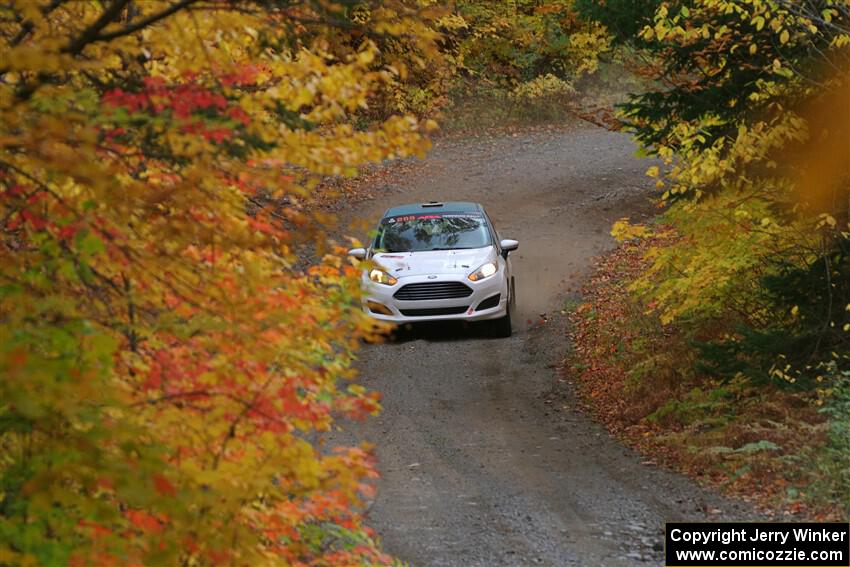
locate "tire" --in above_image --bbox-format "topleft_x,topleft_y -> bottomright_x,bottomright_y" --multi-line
492,277 -> 515,338
492,309 -> 512,338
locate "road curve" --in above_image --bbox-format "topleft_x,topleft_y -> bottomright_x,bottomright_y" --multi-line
338,124 -> 753,566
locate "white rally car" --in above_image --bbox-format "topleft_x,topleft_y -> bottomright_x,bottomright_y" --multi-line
348,201 -> 518,337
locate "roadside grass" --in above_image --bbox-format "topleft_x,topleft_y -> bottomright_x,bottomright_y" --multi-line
567,234 -> 843,519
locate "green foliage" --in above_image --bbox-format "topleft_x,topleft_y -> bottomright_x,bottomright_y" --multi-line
620,0 -> 842,152
696,251 -> 850,388
573,0 -> 662,43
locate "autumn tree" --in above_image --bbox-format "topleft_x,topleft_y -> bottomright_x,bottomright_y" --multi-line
0,0 -> 440,563
601,0 -> 850,385
568,0 -> 850,515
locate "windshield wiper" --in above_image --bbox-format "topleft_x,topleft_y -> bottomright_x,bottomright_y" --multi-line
428,246 -> 476,251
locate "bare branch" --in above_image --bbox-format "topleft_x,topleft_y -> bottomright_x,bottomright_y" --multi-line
64,0 -> 134,56
92,0 -> 200,44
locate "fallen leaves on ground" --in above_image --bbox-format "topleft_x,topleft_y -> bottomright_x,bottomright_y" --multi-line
566,234 -> 843,521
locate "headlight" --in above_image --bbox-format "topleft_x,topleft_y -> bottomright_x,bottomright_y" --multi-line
468,261 -> 497,282
369,268 -> 398,286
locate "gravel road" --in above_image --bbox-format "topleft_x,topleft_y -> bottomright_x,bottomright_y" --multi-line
337,123 -> 754,566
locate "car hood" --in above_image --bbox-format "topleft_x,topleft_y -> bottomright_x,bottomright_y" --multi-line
373,246 -> 495,278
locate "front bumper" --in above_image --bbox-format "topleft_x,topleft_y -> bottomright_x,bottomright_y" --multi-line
362,272 -> 508,324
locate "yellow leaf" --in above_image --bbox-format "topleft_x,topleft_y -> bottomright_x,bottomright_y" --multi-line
611,218 -> 651,241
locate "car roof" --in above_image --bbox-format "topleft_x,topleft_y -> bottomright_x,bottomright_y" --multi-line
383,201 -> 483,216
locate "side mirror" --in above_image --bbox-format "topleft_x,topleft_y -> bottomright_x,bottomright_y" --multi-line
500,239 -> 519,256
348,247 -> 367,260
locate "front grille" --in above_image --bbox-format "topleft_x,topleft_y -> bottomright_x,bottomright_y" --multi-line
475,294 -> 501,311
400,306 -> 469,317
394,281 -> 473,301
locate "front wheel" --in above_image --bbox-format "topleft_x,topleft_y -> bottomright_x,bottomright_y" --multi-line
492,309 -> 512,338
491,277 -> 515,338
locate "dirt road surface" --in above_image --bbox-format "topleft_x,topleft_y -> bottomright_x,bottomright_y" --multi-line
337,123 -> 753,566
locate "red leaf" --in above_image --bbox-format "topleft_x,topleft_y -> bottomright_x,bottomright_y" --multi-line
20,209 -> 47,230
126,509 -> 163,533
153,474 -> 176,497
57,224 -> 78,240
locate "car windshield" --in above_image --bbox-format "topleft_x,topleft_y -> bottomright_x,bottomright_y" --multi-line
374,212 -> 492,253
